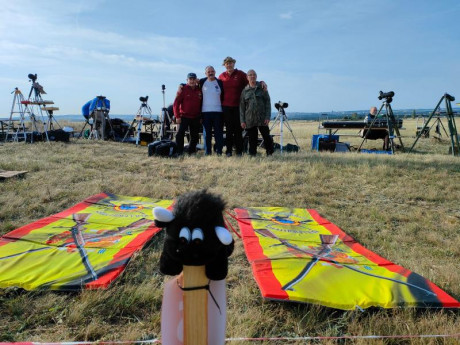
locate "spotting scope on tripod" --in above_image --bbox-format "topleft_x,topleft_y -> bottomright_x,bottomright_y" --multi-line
358,90 -> 405,153
122,95 -> 158,145
269,101 -> 300,153
410,93 -> 459,156
25,73 -> 61,142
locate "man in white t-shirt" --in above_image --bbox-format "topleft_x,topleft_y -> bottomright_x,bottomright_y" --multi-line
199,66 -> 224,155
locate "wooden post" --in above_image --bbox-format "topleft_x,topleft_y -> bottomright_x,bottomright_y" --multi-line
182,265 -> 208,345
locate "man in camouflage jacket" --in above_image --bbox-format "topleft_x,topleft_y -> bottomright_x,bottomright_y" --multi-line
239,70 -> 274,156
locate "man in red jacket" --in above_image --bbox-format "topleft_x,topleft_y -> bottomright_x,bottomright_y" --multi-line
173,73 -> 202,155
219,56 -> 248,156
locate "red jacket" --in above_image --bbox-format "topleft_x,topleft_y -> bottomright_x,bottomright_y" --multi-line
173,85 -> 202,119
219,69 -> 248,107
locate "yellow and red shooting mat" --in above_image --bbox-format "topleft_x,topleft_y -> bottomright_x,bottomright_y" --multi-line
0,193 -> 172,290
234,207 -> 460,310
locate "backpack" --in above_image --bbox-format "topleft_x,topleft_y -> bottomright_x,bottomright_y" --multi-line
148,140 -> 178,157
284,143 -> 299,152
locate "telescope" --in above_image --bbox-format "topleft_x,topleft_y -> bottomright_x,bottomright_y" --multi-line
275,101 -> 288,110
378,91 -> 395,103
445,93 -> 455,102
139,96 -> 149,103
28,73 -> 38,82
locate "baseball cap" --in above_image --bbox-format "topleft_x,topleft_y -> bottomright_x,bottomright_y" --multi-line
222,56 -> 236,65
187,72 -> 197,79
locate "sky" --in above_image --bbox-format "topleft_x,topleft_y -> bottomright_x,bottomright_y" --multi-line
1,0 -> 459,116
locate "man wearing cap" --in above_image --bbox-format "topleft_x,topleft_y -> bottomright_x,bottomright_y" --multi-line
173,73 -> 202,155
218,56 -> 249,156
219,57 -> 267,156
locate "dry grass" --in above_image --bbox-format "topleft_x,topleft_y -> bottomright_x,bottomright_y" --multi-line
0,119 -> 459,344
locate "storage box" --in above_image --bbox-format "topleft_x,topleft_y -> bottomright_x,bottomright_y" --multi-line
311,134 -> 339,152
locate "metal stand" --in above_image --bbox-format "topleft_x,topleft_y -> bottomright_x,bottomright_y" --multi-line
358,91 -> 405,153
4,88 -> 40,142
91,96 -> 113,140
24,74 -> 61,142
410,93 -> 459,156
123,96 -> 159,145
78,117 -> 92,139
160,85 -> 174,140
269,102 -> 300,153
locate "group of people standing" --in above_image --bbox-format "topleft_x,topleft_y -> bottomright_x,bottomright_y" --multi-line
172,56 -> 274,156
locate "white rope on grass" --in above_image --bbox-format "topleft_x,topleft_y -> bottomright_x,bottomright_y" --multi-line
226,333 -> 460,341
2,333 -> 460,344
0,341 -> 160,345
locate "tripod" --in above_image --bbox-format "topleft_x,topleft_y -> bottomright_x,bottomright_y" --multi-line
4,88 -> 40,143
410,93 -> 459,156
89,96 -> 113,140
78,99 -> 95,139
78,117 -> 92,139
160,85 -> 174,140
123,96 -> 158,145
25,74 -> 61,142
269,102 -> 300,153
358,92 -> 405,153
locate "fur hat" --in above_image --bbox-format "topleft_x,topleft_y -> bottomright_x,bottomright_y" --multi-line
153,190 -> 234,280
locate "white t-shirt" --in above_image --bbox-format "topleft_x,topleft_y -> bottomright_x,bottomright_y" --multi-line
202,79 -> 222,112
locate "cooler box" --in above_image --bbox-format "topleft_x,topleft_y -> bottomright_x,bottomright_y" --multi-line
311,134 -> 339,152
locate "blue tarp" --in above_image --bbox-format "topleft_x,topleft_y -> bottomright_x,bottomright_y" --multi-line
81,97 -> 111,120
81,100 -> 91,119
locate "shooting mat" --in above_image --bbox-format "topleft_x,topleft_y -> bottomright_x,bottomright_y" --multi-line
234,207 -> 460,310
0,193 -> 172,290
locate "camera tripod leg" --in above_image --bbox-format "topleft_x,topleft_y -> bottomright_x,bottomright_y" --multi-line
265,110 -> 300,152
281,116 -> 300,147
410,96 -> 448,153
123,118 -> 137,142
358,103 -> 385,151
135,119 -> 143,146
160,108 -> 173,140
78,120 -> 90,139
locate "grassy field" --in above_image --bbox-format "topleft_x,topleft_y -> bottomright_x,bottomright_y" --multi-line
0,119 -> 459,344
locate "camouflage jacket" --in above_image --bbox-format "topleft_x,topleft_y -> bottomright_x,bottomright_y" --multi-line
239,82 -> 271,128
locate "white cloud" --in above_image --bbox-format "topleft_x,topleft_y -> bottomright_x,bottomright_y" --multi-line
280,11 -> 293,19
1,1 -> 459,114
0,2 -> 205,114
0,3 -> 206,88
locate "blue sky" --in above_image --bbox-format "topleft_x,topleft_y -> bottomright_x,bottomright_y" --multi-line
1,0 -> 459,116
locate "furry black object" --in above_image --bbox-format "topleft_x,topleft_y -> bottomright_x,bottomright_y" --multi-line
153,190 -> 234,280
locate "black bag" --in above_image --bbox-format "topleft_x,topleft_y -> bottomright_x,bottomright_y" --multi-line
148,140 -> 177,157
284,143 -> 299,152
110,118 -> 133,140
46,129 -> 70,142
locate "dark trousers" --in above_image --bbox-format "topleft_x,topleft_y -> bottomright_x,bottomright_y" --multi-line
202,112 -> 223,155
223,106 -> 243,155
247,126 -> 274,156
175,117 -> 200,154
